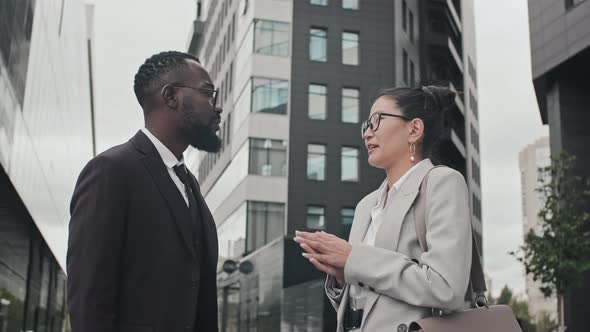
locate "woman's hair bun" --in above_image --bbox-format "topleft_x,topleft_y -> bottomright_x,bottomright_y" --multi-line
423,85 -> 456,113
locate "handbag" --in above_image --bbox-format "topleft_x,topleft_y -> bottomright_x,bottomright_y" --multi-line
409,167 -> 522,332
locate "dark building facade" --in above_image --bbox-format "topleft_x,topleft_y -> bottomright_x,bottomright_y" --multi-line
0,0 -> 95,330
528,0 -> 590,330
188,0 -> 480,330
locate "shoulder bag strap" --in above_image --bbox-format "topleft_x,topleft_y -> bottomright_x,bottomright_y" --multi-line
414,166 -> 488,304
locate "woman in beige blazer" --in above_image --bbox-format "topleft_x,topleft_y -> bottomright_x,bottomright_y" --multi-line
295,86 -> 473,332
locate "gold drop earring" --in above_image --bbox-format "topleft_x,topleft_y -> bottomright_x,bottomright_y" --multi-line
410,143 -> 416,162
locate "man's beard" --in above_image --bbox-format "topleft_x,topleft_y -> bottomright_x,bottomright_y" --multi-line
179,105 -> 222,153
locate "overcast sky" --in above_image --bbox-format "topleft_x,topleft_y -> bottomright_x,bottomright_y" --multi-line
92,0 -> 548,297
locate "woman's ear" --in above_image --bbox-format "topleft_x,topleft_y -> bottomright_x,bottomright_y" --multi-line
408,118 -> 424,144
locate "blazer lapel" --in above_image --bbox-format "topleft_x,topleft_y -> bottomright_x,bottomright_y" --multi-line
131,131 -> 196,258
189,172 -> 219,269
374,159 -> 435,251
361,159 -> 435,324
374,189 -> 419,251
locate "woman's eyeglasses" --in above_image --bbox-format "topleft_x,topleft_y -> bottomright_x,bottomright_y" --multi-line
361,112 -> 411,138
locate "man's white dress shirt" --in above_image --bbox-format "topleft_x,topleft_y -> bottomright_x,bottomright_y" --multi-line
141,128 -> 189,207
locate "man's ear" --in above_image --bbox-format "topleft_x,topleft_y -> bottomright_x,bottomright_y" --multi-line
161,84 -> 179,109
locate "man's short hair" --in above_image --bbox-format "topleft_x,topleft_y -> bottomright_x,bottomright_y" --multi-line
133,51 -> 201,106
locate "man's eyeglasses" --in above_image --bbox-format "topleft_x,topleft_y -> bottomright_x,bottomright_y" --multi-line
168,83 -> 219,107
361,112 -> 412,138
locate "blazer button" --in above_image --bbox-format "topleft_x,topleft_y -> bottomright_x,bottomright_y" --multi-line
369,286 -> 375,292
357,281 -> 364,287
397,323 -> 407,332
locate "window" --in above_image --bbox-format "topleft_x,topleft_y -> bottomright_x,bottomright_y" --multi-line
470,124 -> 479,152
226,113 -> 232,145
247,202 -> 285,252
310,0 -> 328,5
249,138 -> 287,176
341,147 -> 359,182
309,84 -> 327,120
1,0 -> 35,105
402,1 -> 407,31
254,19 -> 290,56
252,78 -> 288,114
403,50 -> 408,84
341,208 -> 355,225
307,205 -> 326,229
469,90 -> 478,119
218,203 -> 247,259
409,11 -> 414,42
409,60 -> 415,86
231,14 -> 236,42
342,31 -> 359,65
342,88 -> 359,123
468,57 -> 477,87
340,207 -> 355,238
471,158 -> 480,186
472,194 -> 482,221
343,0 -> 359,10
307,144 -> 326,181
310,27 -> 328,62
228,62 -> 234,94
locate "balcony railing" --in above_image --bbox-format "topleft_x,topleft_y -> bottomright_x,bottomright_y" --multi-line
447,0 -> 462,31
448,37 -> 464,73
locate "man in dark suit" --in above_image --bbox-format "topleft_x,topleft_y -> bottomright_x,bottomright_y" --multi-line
67,51 -> 222,332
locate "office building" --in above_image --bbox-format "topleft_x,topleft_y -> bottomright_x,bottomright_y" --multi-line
0,0 -> 95,330
187,0 -> 480,330
528,0 -> 590,330
518,137 -> 557,320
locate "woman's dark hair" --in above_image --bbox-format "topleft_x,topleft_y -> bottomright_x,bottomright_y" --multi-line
373,85 -> 456,160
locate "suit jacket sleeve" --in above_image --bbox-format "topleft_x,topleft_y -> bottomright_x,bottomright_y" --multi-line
67,155 -> 128,332
343,170 -> 472,311
324,275 -> 344,311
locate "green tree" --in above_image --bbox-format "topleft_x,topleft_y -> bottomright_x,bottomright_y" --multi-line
494,285 -> 537,332
536,311 -> 558,332
496,285 -> 513,305
512,151 -> 590,332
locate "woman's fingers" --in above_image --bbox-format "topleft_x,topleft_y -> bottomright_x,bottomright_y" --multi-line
294,236 -> 325,252
308,257 -> 339,276
300,242 -> 317,254
303,252 -> 337,266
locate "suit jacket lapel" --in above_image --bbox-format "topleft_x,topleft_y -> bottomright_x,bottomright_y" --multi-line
188,172 -> 218,269
131,131 -> 196,258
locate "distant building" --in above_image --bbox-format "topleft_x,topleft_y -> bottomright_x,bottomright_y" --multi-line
528,0 -> 590,330
518,137 -> 557,320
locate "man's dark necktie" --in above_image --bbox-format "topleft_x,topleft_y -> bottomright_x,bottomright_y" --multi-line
173,164 -> 202,258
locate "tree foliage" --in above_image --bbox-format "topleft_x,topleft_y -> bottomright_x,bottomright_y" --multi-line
512,151 -> 590,297
492,285 -> 536,332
